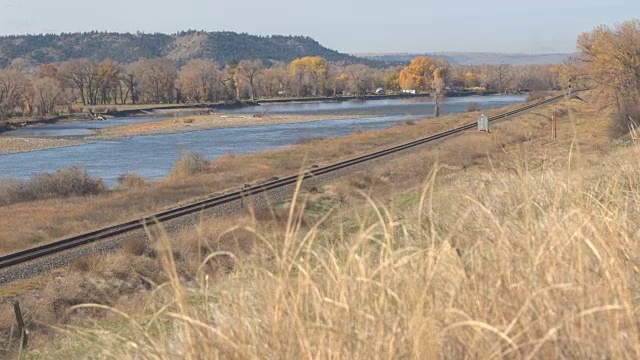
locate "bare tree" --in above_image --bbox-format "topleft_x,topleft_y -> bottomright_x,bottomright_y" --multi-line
494,63 -> 513,93
123,61 -> 145,104
239,59 -> 263,100
135,58 -> 177,104
0,69 -> 31,119
33,77 -> 63,116
58,58 -> 96,105
260,64 -> 289,98
178,59 -> 221,102
432,67 -> 447,117
344,64 -> 373,96
93,60 -> 121,105
220,66 -> 238,101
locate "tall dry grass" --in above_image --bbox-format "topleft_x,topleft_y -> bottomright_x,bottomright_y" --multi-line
24,143 -> 640,359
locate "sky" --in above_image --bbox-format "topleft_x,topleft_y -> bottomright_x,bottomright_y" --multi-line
1,0 -> 638,54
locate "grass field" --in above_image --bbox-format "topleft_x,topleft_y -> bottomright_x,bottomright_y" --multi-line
3,91 -> 638,358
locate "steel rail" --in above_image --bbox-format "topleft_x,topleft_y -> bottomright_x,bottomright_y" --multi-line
0,93 -> 570,270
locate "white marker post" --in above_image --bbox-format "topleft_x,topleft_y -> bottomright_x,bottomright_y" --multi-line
478,114 -> 489,132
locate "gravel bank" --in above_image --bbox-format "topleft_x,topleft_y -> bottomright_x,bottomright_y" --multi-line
0,136 -> 85,155
89,113 -> 372,139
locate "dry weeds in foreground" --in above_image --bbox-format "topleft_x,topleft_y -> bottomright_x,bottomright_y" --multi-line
21,143 -> 640,359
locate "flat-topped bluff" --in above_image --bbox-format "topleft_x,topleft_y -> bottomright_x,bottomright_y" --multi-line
0,31 -> 384,68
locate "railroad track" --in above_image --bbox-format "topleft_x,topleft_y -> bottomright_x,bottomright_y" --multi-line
0,92 -> 572,272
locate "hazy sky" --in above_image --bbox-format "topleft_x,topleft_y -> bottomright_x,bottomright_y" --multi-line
1,0 -> 638,54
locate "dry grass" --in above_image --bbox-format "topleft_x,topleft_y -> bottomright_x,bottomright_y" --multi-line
11,136 -> 640,358
1,90 -> 638,358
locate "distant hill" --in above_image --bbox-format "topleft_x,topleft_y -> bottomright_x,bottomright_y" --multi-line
354,52 -> 574,66
0,31 -> 384,68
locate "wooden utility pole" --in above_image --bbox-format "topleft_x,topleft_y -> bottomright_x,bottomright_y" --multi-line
552,107 -> 557,138
13,301 -> 28,350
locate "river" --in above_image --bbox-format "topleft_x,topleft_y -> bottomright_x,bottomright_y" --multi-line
0,94 -> 527,186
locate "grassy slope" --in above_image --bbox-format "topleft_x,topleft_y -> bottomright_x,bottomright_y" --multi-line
4,92 -> 640,358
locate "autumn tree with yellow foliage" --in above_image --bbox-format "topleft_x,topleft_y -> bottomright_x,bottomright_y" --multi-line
399,56 -> 449,116
578,19 -> 640,131
399,56 -> 448,92
289,56 -> 328,97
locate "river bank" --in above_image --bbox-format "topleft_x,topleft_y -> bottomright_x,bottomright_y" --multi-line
0,114 -> 87,135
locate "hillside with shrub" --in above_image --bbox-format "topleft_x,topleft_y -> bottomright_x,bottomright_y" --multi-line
0,31 -> 383,69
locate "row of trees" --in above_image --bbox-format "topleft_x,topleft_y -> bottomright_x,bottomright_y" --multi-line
7,20 -> 638,127
0,56 -> 565,119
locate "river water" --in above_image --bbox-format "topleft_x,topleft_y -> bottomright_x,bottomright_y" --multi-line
0,95 -> 526,186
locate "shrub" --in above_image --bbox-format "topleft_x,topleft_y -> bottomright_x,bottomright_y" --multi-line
69,258 -> 91,272
0,167 -> 106,206
116,173 -> 147,189
168,152 -> 210,179
0,180 -> 22,205
124,238 -> 147,256
612,100 -> 640,138
555,107 -> 568,118
30,167 -> 106,198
